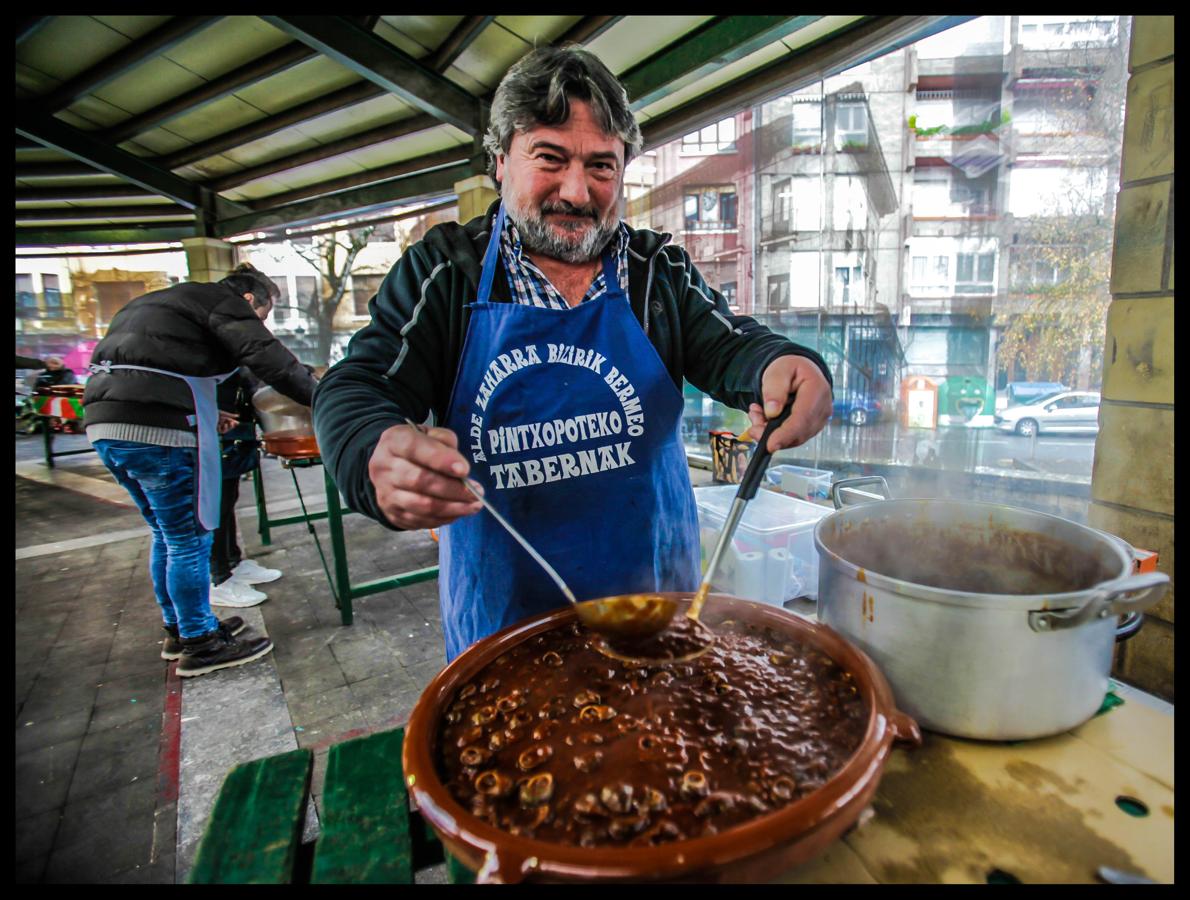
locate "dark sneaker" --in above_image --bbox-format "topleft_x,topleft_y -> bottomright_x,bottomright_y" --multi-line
161,617 -> 247,660
176,627 -> 273,678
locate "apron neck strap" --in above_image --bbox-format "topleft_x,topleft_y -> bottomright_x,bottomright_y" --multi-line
476,203 -> 507,304
600,246 -> 622,296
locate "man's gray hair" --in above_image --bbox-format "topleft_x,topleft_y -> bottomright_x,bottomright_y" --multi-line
483,45 -> 642,185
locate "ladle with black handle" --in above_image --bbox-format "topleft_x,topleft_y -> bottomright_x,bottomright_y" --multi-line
685,397 -> 795,625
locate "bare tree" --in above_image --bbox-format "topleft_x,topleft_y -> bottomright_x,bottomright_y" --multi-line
289,225 -> 376,366
996,17 -> 1130,388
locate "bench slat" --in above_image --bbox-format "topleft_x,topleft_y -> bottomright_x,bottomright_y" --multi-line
311,727 -> 413,883
188,748 -> 313,884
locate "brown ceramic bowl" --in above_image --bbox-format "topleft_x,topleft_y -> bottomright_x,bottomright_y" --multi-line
261,429 -> 320,460
403,593 -> 920,883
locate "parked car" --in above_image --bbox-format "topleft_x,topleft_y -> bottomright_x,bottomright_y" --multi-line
994,390 -> 1101,437
832,394 -> 883,426
1004,381 -> 1068,407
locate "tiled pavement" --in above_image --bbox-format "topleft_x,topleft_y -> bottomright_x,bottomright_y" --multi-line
15,431 -> 452,883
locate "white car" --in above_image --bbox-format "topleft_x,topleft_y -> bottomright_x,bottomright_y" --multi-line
993,390 -> 1101,437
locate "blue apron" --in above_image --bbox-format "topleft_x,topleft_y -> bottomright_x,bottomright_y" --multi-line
439,204 -> 700,660
90,360 -> 237,532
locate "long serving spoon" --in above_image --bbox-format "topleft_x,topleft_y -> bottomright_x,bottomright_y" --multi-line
586,399 -> 794,664
404,399 -> 791,653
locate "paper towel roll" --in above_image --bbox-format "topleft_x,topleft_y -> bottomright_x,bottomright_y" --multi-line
734,551 -> 766,602
765,548 -> 792,605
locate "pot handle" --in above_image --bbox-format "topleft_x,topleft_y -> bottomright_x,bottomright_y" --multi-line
1115,611 -> 1144,642
1027,572 -> 1169,633
830,475 -> 891,509
889,710 -> 923,747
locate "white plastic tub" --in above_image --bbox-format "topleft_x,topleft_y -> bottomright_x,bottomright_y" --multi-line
695,485 -> 832,605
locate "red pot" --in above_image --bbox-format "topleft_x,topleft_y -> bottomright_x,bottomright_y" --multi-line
403,594 -> 920,883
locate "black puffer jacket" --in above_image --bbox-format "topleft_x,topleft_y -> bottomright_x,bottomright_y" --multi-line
84,281 -> 316,433
313,200 -> 832,530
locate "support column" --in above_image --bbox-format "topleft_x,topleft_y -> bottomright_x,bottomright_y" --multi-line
181,236 -> 236,284
1088,16 -> 1174,700
453,174 -> 498,224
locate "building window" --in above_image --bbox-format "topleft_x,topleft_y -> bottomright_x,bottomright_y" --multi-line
772,178 -> 792,234
834,265 -> 863,305
351,274 -> 385,316
42,274 -> 62,318
683,187 -> 738,231
911,255 -> 950,289
719,281 -> 738,309
767,273 -> 791,312
835,101 -> 868,150
956,252 -> 996,293
295,276 -> 319,326
681,117 -> 737,155
791,100 -> 822,149
269,275 -> 292,323
16,274 -> 36,318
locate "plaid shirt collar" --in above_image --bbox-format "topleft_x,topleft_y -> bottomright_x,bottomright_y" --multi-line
497,211 -> 630,309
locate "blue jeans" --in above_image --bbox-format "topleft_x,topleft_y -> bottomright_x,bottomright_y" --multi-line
93,440 -> 219,639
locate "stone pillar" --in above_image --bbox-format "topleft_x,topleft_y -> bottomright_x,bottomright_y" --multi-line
453,174 -> 498,224
1088,16 -> 1174,700
181,236 -> 236,284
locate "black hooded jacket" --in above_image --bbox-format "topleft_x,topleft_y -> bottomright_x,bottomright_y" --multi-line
83,281 -> 316,434
313,201 -> 832,531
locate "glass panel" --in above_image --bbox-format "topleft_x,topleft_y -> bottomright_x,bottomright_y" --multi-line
629,14 -> 1130,526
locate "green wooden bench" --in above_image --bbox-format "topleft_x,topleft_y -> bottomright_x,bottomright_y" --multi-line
188,726 -> 474,884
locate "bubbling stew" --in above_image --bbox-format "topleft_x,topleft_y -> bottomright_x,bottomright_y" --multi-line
436,619 -> 868,848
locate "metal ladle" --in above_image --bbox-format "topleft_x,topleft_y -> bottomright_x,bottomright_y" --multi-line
404,400 -> 790,648
584,399 -> 793,664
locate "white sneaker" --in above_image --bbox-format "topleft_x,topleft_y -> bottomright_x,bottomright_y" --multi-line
232,558 -> 282,585
210,578 -> 268,608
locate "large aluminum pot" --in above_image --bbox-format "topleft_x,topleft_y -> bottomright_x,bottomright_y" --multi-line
251,385 -> 313,435
813,477 -> 1169,740
403,594 -> 920,883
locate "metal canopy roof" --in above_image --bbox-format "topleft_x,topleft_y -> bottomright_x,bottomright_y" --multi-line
16,15 -> 960,247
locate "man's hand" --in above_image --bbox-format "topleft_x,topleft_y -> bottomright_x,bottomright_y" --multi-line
746,356 -> 833,452
216,411 -> 240,434
368,424 -> 484,530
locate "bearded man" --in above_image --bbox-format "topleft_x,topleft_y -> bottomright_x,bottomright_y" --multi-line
312,46 -> 833,661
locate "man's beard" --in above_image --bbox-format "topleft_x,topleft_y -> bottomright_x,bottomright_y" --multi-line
505,196 -> 619,264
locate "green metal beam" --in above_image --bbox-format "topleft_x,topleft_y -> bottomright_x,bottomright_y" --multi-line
426,16 -> 495,72
16,185 -> 156,202
40,16 -> 223,114
15,225 -> 197,246
16,17 -> 53,46
620,16 -> 824,111
640,16 -> 954,151
103,42 -> 317,144
15,204 -> 193,222
263,16 -> 485,137
203,113 -> 439,192
15,161 -> 108,179
15,106 -> 249,222
215,158 -> 478,238
243,146 -> 471,210
154,81 -> 383,170
554,16 -> 623,46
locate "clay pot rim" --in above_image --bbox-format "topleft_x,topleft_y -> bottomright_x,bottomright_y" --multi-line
403,593 -> 918,882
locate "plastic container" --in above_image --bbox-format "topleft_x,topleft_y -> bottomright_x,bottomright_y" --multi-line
766,464 -> 833,502
695,485 -> 832,605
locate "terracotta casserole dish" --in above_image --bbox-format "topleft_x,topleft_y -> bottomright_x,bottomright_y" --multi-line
402,593 -> 920,883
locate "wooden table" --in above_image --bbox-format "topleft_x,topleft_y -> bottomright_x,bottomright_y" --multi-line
776,681 -> 1174,884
